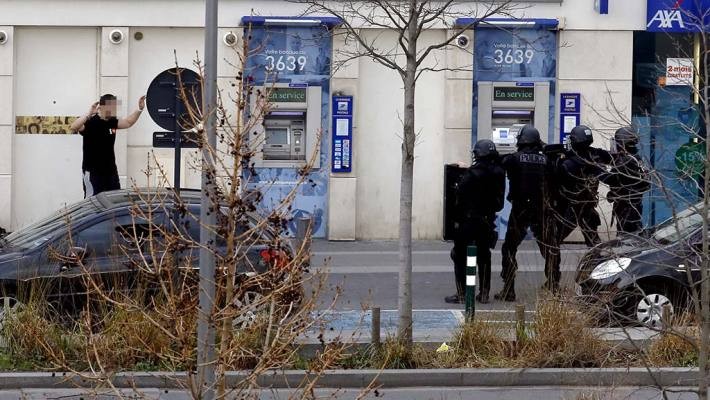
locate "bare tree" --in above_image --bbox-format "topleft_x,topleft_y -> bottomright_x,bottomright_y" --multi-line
568,5 -> 710,397
295,0 -> 518,350
0,30 -> 363,399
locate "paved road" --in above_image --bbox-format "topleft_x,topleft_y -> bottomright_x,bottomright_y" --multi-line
0,386 -> 696,399
301,239 -> 591,339
310,239 -> 587,312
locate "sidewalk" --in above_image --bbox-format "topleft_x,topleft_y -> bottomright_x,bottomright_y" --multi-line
312,238 -> 571,253
311,239 -> 588,273
304,239 -> 610,349
300,308 -> 659,353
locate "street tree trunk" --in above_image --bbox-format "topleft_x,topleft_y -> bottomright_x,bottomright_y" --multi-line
397,7 -> 418,347
699,30 -> 710,400
397,78 -> 415,345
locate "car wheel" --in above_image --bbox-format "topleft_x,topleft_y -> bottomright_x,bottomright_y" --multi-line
232,290 -> 265,329
635,291 -> 674,329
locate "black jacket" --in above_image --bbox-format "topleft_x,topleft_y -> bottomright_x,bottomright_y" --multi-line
603,152 -> 650,202
558,147 -> 612,203
502,146 -> 547,206
455,158 -> 506,222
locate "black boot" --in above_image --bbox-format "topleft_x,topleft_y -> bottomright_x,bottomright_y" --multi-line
445,293 -> 464,304
494,284 -> 516,302
476,290 -> 490,304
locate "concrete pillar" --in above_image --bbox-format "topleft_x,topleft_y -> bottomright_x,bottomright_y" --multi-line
212,27 -> 241,188
558,30 -> 634,241
328,29 -> 358,241
444,29 -> 474,165
0,26 -> 14,231
100,27 -> 129,188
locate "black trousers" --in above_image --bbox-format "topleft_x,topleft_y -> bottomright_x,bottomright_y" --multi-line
572,203 -> 601,246
83,169 -> 120,198
452,216 -> 495,295
613,199 -> 643,234
501,203 -> 560,290
554,202 -> 601,247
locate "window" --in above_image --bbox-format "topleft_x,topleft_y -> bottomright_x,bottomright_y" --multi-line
632,31 -> 701,226
73,211 -> 167,259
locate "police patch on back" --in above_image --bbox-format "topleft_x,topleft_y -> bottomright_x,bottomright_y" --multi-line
519,153 -> 546,164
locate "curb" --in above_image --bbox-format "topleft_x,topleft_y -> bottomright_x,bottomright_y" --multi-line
0,368 -> 700,390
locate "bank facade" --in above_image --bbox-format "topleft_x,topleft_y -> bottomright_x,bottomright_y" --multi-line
0,0 -> 703,239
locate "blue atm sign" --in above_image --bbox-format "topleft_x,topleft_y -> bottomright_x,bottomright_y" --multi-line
332,96 -> 353,173
647,0 -> 710,33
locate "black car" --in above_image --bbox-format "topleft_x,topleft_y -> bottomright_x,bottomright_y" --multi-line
0,189 -> 294,324
576,202 -> 706,328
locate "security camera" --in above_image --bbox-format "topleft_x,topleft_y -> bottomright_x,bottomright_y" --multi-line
223,31 -> 238,47
456,34 -> 470,49
0,31 -> 7,45
109,29 -> 124,44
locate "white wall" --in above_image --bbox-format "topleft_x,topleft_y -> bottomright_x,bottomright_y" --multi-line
126,27 -> 206,190
355,29 -> 447,239
12,27 -> 98,228
557,30 -> 634,240
0,0 -> 648,31
0,26 -> 13,231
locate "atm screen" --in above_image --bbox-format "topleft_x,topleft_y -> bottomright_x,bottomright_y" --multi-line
266,128 -> 289,145
492,127 -> 517,147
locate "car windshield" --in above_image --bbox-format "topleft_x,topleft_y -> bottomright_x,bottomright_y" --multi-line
653,202 -> 706,244
2,199 -> 99,250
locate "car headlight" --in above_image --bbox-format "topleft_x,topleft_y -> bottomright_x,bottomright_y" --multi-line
590,258 -> 632,280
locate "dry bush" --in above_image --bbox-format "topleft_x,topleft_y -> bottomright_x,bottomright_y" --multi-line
305,340 -> 359,372
87,306 -> 190,370
2,302 -> 75,369
568,393 -> 604,400
371,338 -> 418,369
357,323 -> 510,369
446,320 -> 509,368
646,327 -> 699,367
1,256 -> 334,382
517,296 -> 615,368
225,315 -> 269,370
2,286 -> 196,371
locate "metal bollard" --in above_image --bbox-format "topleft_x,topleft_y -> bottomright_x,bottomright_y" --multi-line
662,304 -> 672,331
515,303 -> 526,345
371,307 -> 381,347
465,246 -> 477,322
294,216 -> 313,264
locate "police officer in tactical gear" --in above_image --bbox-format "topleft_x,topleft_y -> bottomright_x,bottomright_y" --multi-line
556,125 -> 612,247
496,125 -> 557,301
603,126 -> 649,233
446,139 -> 506,304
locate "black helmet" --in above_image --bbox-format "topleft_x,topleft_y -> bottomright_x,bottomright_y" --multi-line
614,126 -> 639,151
473,139 -> 498,159
569,125 -> 594,149
516,124 -> 541,147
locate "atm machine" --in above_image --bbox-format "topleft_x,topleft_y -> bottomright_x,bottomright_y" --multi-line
476,81 -> 551,153
251,84 -> 322,168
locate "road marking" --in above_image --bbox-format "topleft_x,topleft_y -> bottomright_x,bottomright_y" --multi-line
314,249 -> 588,256
453,310 -> 465,324
312,309 -> 538,330
312,265 -> 579,273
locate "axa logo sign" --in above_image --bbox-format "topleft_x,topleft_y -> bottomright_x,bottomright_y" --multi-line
647,8 -> 686,29
646,0 -> 708,32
